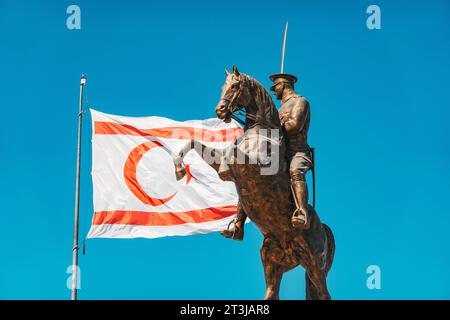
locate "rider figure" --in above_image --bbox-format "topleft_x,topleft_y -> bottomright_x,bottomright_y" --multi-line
270,73 -> 312,229
221,73 -> 312,240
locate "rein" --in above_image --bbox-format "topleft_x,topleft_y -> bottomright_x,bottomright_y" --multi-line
232,109 -> 278,129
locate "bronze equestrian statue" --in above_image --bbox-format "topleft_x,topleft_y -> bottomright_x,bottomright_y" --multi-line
173,66 -> 334,300
220,72 -> 312,241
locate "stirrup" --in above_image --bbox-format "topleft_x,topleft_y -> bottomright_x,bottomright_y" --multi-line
221,217 -> 243,240
227,218 -> 235,232
291,208 -> 310,229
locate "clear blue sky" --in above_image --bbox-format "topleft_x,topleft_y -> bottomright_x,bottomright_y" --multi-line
1,0 -> 449,299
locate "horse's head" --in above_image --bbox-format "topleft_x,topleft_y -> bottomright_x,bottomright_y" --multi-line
215,65 -> 252,123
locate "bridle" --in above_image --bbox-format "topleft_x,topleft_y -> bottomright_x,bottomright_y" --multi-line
219,79 -> 246,125
219,76 -> 278,129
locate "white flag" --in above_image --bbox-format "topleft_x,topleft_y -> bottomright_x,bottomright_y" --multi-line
87,109 -> 243,239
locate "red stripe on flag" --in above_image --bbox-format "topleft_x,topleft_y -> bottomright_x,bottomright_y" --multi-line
92,205 -> 237,226
94,121 -> 243,142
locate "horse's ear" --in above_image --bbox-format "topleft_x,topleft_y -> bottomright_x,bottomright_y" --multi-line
232,65 -> 240,77
224,69 -> 230,76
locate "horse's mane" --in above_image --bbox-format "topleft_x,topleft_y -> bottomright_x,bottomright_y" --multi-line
242,74 -> 280,128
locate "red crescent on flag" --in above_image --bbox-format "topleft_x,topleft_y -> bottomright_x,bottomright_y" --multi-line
123,140 -> 192,206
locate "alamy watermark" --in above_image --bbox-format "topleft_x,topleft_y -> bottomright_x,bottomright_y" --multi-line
366,5 -> 381,30
66,265 -> 81,290
366,265 -> 381,290
172,127 -> 282,176
66,5 -> 81,30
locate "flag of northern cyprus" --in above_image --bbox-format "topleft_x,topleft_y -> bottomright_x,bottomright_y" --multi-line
87,109 -> 243,239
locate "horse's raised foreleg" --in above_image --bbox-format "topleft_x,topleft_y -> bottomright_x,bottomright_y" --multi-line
174,139 -> 227,180
261,237 -> 284,300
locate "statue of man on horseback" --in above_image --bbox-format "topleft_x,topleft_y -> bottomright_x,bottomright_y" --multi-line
174,65 -> 334,299
173,23 -> 334,300
220,72 -> 312,241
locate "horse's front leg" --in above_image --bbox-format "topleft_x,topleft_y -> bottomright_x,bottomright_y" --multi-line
173,139 -> 225,180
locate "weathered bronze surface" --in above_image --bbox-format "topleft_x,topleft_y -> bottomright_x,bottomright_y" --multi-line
174,66 -> 334,300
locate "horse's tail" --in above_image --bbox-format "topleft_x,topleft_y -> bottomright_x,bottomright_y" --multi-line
322,223 -> 335,275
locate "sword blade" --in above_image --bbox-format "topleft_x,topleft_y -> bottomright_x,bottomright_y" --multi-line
281,21 -> 289,74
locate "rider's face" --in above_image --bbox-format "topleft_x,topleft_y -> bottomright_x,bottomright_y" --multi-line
273,83 -> 284,100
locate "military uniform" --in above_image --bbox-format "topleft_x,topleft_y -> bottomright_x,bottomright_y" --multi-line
279,93 -> 312,182
270,73 -> 312,229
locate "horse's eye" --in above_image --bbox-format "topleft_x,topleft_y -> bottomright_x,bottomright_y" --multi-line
232,81 -> 240,89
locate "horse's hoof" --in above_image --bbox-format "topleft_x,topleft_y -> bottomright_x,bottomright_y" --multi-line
218,172 -> 232,181
175,165 -> 186,181
218,167 -> 232,181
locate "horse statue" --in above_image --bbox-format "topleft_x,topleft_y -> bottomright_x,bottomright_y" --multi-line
173,66 -> 335,300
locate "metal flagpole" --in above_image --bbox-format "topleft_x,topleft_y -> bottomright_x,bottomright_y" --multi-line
71,74 -> 86,300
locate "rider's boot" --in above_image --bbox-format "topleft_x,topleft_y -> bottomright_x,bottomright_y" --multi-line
221,204 -> 246,240
291,180 -> 310,230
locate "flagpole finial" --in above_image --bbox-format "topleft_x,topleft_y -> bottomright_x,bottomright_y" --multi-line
80,74 -> 86,86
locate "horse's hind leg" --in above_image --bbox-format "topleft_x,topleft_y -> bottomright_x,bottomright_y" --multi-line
262,264 -> 283,300
305,223 -> 334,300
261,238 -> 284,300
305,274 -> 320,300
306,266 -> 331,300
